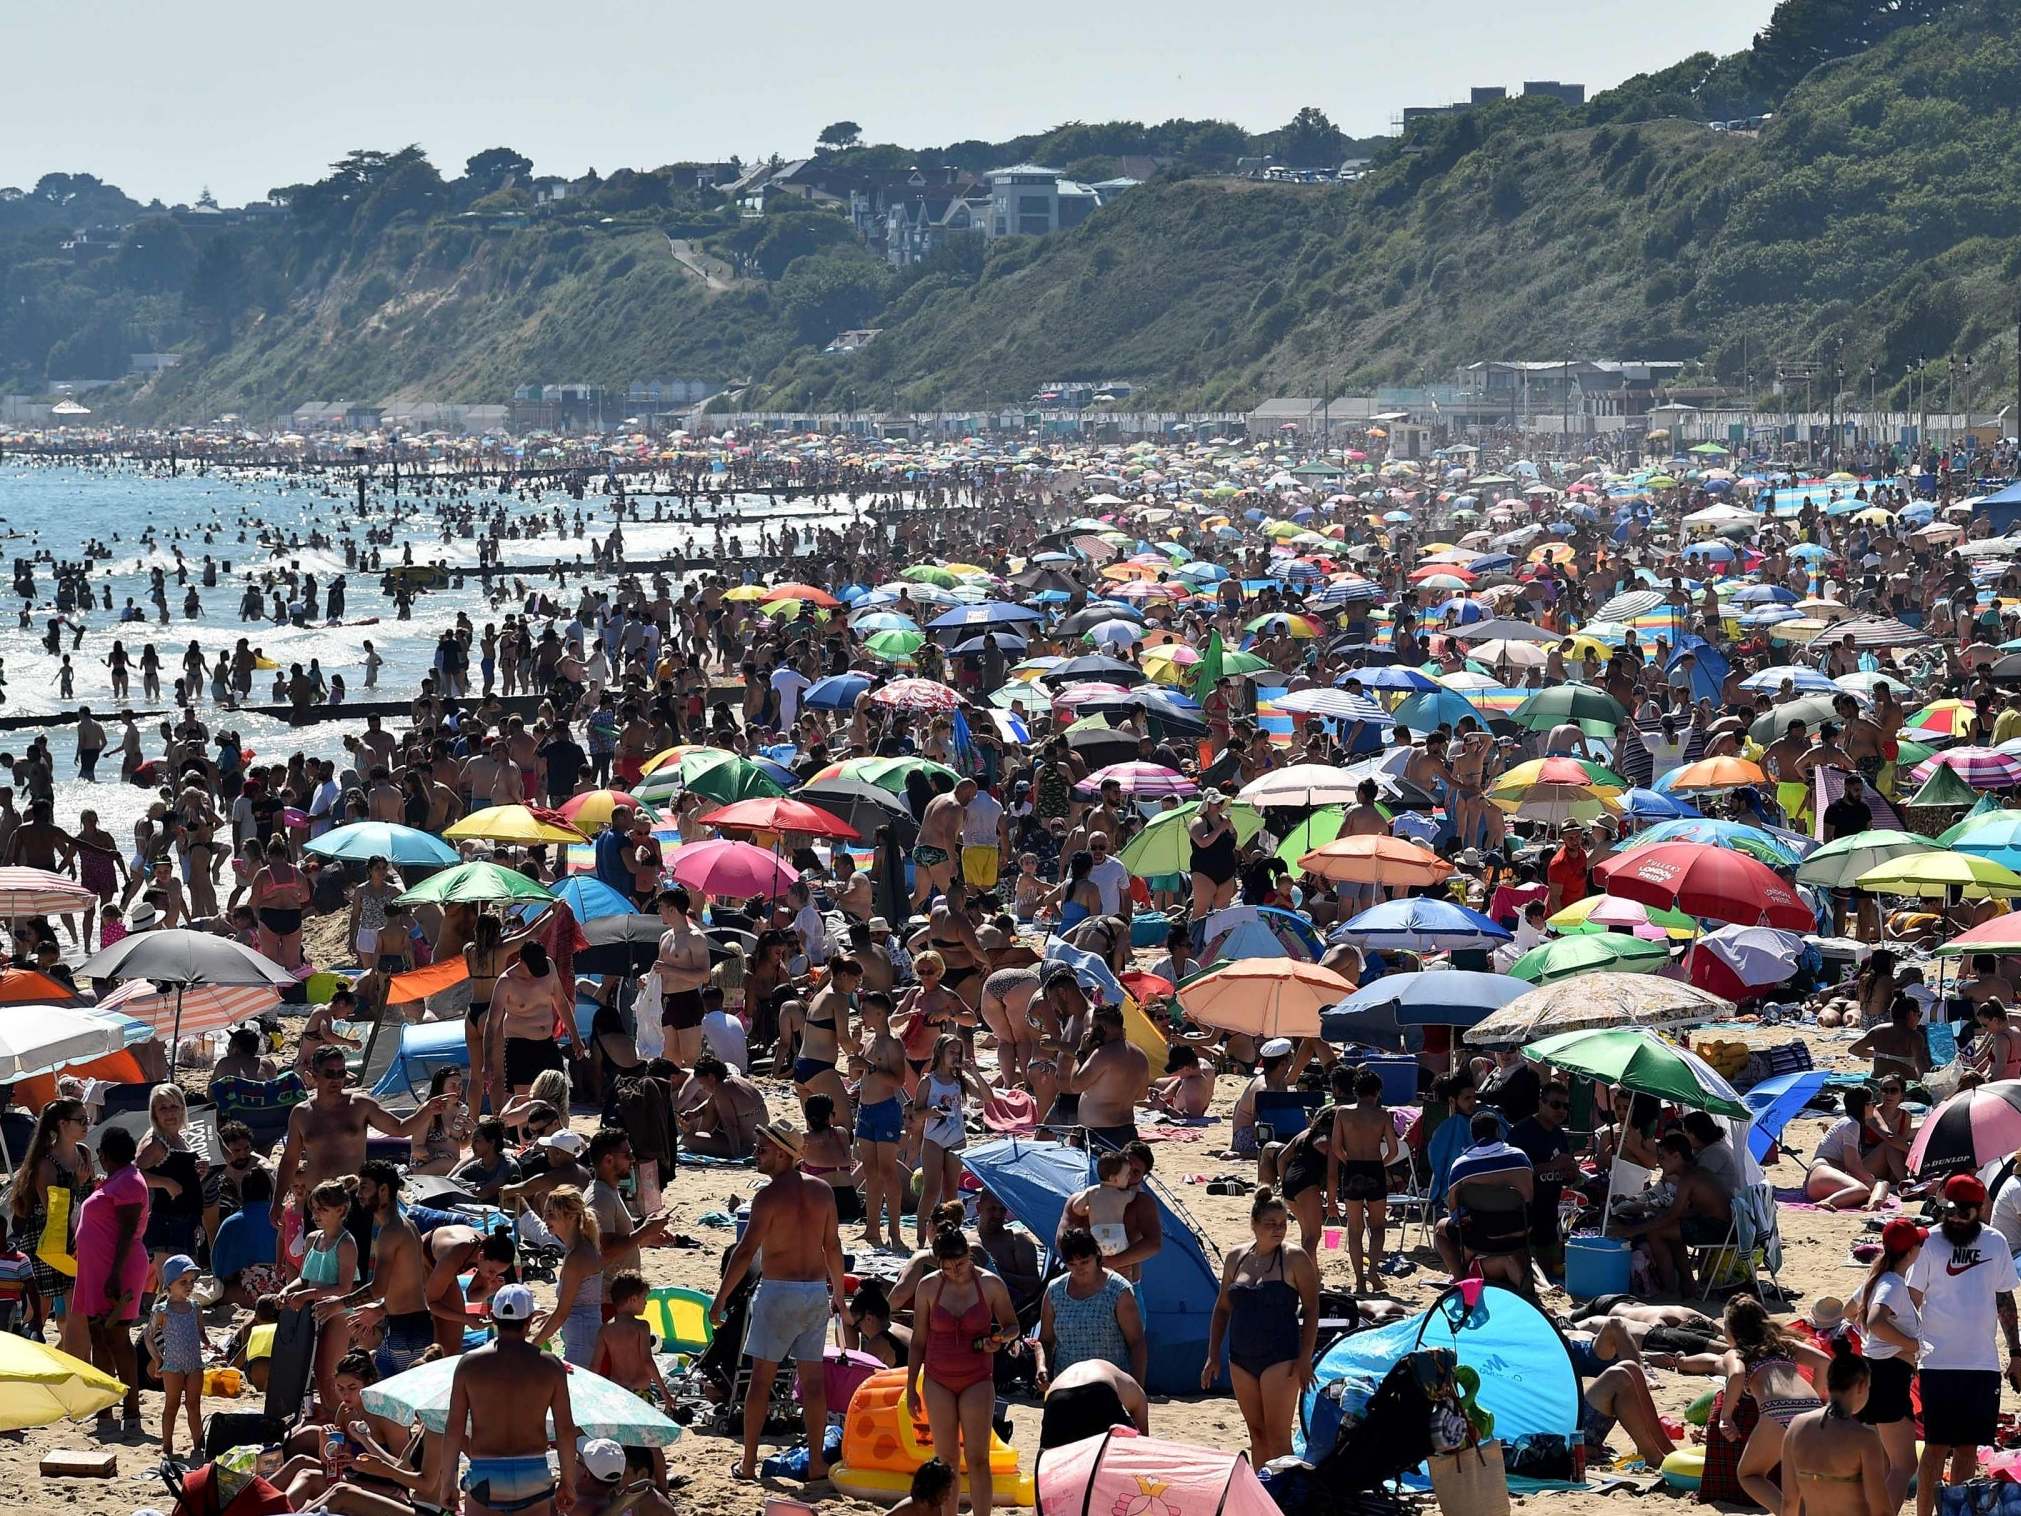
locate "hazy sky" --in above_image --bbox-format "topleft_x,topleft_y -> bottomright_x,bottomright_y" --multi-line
6,1 -> 1775,205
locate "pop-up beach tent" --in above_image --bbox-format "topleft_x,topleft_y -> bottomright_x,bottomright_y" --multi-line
961,1139 -> 1219,1395
1036,1428 -> 1276,1516
1299,1280 -> 1579,1461
371,1000 -> 599,1102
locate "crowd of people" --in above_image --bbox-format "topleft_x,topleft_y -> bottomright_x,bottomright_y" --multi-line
8,433 -> 2021,1516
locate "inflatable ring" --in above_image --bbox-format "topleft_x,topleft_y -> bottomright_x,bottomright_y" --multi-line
1660,1449 -> 1704,1491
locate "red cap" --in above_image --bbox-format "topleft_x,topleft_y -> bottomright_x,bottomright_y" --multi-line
1881,1217 -> 1928,1253
1944,1174 -> 1990,1208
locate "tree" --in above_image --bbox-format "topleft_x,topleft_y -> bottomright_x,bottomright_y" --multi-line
464,147 -> 534,192
818,121 -> 864,151
1269,106 -> 1350,168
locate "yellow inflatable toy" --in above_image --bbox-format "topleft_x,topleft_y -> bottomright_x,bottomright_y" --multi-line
830,1367 -> 1035,1506
1659,1448 -> 1704,1490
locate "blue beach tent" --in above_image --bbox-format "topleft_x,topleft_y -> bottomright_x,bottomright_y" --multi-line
1299,1281 -> 1580,1464
961,1138 -> 1219,1395
373,999 -> 599,1101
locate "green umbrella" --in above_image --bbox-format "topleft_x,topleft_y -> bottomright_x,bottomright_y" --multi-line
1510,934 -> 1670,984
863,628 -> 926,660
394,861 -> 554,907
1908,763 -> 1981,808
824,755 -> 961,794
900,565 -> 959,589
1795,829 -> 1938,889
1521,1026 -> 1749,1116
1119,801 -> 1264,878
1509,684 -> 1629,737
664,750 -> 789,806
1275,805 -> 1346,868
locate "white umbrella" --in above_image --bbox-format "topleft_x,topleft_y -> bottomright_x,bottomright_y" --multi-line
0,1004 -> 125,1080
1238,763 -> 1370,807
1694,925 -> 1804,989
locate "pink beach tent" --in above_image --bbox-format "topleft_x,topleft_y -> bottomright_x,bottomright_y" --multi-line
1036,1427 -> 1278,1516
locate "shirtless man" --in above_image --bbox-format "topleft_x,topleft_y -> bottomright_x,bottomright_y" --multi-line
711,1122 -> 847,1484
5,798 -> 75,875
1763,720 -> 1813,830
1058,1004 -> 1152,1150
1325,1067 -> 1402,1295
913,783 -> 963,907
421,1225 -> 517,1353
653,886 -> 710,1065
365,767 -> 404,823
439,1283 -> 579,1516
272,1047 -> 449,1228
491,940 -> 572,1101
1835,694 -> 1885,780
315,1161 -> 435,1378
677,1054 -> 766,1157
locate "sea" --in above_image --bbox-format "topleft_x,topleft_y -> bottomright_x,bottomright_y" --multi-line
0,461 -> 853,849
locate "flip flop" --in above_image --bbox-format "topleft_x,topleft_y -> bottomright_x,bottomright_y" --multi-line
727,1460 -> 758,1482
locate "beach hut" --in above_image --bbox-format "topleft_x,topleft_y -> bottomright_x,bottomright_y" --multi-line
1035,1428 -> 1277,1516
961,1140 -> 1219,1394
1299,1281 -> 1580,1471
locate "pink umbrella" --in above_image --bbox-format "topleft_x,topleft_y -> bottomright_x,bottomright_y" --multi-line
1075,762 -> 1198,799
1037,1428 -> 1279,1516
0,867 -> 95,914
667,839 -> 800,899
1909,1080 -> 2021,1178
99,978 -> 285,1040
1051,682 -> 1134,713
868,678 -> 961,713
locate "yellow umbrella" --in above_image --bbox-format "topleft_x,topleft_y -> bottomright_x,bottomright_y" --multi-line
444,805 -> 587,846
721,585 -> 769,601
0,1335 -> 125,1430
1855,852 -> 2021,900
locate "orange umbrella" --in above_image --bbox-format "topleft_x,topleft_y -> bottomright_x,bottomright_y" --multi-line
0,969 -> 78,1004
1177,958 -> 1356,1038
1297,836 -> 1454,887
559,789 -> 660,832
762,583 -> 842,609
1664,756 -> 1770,793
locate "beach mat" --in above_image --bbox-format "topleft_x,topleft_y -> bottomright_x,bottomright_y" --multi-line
677,1152 -> 755,1169
1774,1187 -> 1899,1213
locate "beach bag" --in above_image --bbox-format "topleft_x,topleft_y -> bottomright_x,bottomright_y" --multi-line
1428,1439 -> 1509,1516
37,1185 -> 76,1278
634,971 -> 665,1060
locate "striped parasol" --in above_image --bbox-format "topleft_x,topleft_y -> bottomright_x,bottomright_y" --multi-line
98,977 -> 285,1039
1074,762 -> 1197,798
1909,1081 -> 2021,1178
0,867 -> 95,915
868,677 -> 962,712
1909,747 -> 2021,791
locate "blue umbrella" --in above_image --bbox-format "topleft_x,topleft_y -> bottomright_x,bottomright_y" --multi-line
1394,689 -> 1487,733
804,672 -> 872,711
1619,787 -> 1700,821
1330,898 -> 1511,952
928,602 -> 1043,629
304,822 -> 458,868
1331,969 -> 1528,1029
1682,540 -> 1736,562
548,876 -> 637,922
1628,816 -> 1809,864
1728,583 -> 1798,605
1352,665 -> 1441,695
1742,1070 -> 1834,1160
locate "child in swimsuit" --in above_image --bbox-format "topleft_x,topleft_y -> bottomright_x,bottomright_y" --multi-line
591,1271 -> 672,1489
1082,1150 -> 1141,1272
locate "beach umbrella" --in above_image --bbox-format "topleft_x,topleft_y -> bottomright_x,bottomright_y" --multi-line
1687,925 -> 1804,1001
1297,836 -> 1453,887
667,839 -> 799,898
1517,1026 -> 1748,1117
1795,830 -> 1936,889
1738,666 -> 1838,696
1744,1070 -> 1836,1160
696,797 -> 860,840
1452,617 -> 1558,644
1490,783 -> 1621,827
1044,654 -> 1149,688
1393,689 -> 1487,732
1510,684 -> 1628,736
78,929 -> 295,1072
0,1335 -> 126,1430
395,861 -> 556,907
574,915 -> 666,977
362,1357 -> 680,1446
1064,727 -> 1142,767
1510,933 -> 1670,983
1270,687 -> 1390,723
1332,898 -> 1510,952
1594,841 -> 1813,929
1549,893 -> 1697,939
1237,764 -> 1371,808
0,867 -> 94,915
1495,757 -> 1628,791
927,602 -> 1043,630
444,805 -> 587,846
1909,748 -> 2021,791
96,978 -> 283,1040
792,779 -> 918,844
546,876 -> 637,922
762,582 -> 842,608
1854,850 -> 2021,899
810,755 -> 961,794
1622,817 -> 1805,867
662,750 -> 790,806
1330,969 -> 1526,1030
804,672 -> 872,711
0,968 -> 78,1003
1117,801 -> 1263,878
558,790 -> 659,833
1909,1082 -> 2021,1179
1197,905 -> 1326,963
1663,756 -> 1770,793
1469,975 -> 1733,1047
868,677 -> 963,712
1056,604 -> 1146,636
305,822 -> 459,869
1076,762 -> 1196,799
1176,958 -> 1355,1039
1618,787 -> 1700,821
1274,805 -> 1346,867
1748,694 -> 1845,743
862,628 -> 926,660
0,1002 -> 128,1081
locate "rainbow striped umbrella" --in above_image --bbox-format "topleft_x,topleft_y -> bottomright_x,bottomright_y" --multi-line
1909,747 -> 2021,791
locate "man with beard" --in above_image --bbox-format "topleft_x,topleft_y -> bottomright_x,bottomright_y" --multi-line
1907,1174 -> 2021,1516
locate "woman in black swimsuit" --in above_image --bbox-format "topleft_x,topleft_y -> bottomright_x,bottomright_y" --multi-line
1189,792 -> 1240,915
250,835 -> 310,970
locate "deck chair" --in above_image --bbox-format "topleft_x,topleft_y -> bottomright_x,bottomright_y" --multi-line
1453,1180 -> 1532,1290
1252,1088 -> 1325,1147
1388,1138 -> 1437,1253
638,1284 -> 713,1355
209,1074 -> 307,1156
1692,1182 -> 1785,1301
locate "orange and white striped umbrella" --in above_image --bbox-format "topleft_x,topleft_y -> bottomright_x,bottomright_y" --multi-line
97,978 -> 283,1040
0,867 -> 95,914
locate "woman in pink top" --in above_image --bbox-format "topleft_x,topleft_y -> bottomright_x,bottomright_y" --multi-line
74,1124 -> 147,1427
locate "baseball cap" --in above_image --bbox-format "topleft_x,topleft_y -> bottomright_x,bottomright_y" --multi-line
1260,1037 -> 1295,1059
1880,1217 -> 1928,1253
576,1437 -> 626,1484
491,1283 -> 537,1322
538,1129 -> 585,1157
160,1253 -> 198,1287
1944,1173 -> 1989,1210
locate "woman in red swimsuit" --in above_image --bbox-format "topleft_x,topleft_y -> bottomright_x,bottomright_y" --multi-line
904,1224 -> 1020,1516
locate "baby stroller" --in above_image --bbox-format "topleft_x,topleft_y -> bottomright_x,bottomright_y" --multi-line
1261,1350 -> 1456,1516
680,1260 -> 801,1437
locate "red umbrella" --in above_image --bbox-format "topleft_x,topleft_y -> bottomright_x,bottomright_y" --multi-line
1594,842 -> 1812,930
696,797 -> 861,841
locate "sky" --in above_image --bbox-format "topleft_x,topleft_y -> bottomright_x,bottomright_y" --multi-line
5,0 -> 1776,206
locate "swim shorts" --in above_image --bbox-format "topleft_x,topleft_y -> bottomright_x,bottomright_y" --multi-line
744,1278 -> 831,1364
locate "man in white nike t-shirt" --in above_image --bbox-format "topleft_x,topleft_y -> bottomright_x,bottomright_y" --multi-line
1905,1173 -> 2021,1516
